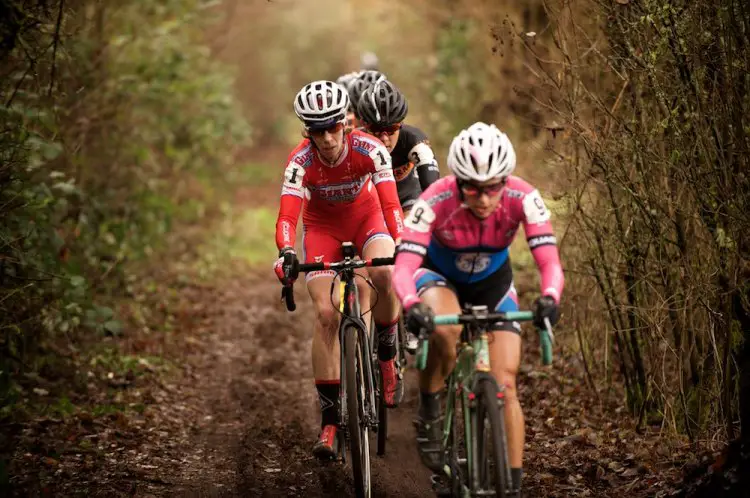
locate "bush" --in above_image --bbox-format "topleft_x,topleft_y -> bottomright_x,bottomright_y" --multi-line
0,0 -> 250,412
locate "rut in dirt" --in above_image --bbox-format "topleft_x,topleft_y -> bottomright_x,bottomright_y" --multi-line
172,268 -> 433,497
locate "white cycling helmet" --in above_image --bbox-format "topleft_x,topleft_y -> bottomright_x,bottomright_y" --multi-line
447,122 -> 516,182
293,80 -> 350,129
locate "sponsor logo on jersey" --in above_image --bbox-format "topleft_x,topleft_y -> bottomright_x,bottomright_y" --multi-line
393,162 -> 415,182
314,255 -> 324,263
395,209 -> 404,234
505,188 -> 524,199
427,189 -> 454,206
398,242 -> 427,256
292,147 -> 314,168
455,253 -> 492,273
372,170 -> 395,184
312,177 -> 368,202
527,234 -> 557,248
352,136 -> 376,156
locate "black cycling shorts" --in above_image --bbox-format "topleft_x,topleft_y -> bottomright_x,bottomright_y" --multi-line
413,259 -> 521,333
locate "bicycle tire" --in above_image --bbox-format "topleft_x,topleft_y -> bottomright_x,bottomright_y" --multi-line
474,378 -> 511,498
449,385 -> 466,497
344,325 -> 371,498
376,368 -> 387,456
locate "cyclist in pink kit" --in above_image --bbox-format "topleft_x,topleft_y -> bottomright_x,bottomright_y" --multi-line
392,122 -> 564,497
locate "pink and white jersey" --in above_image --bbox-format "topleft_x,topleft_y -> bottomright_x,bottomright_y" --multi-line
392,176 -> 564,309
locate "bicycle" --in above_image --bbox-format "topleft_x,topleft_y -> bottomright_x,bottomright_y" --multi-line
281,242 -> 394,498
368,312 -> 408,456
413,305 -> 554,497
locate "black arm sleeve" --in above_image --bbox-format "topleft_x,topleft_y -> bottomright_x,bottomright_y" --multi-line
417,163 -> 440,191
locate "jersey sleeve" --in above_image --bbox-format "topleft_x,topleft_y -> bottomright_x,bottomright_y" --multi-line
393,185 -> 442,309
408,140 -> 440,191
521,187 -> 565,303
274,152 -> 307,251
368,142 -> 404,241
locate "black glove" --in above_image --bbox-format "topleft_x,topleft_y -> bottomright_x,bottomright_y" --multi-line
533,295 -> 560,329
273,247 -> 299,285
405,302 -> 435,335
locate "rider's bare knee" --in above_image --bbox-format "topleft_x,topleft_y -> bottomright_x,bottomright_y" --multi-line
496,371 -> 519,401
432,325 -> 461,357
315,304 -> 339,338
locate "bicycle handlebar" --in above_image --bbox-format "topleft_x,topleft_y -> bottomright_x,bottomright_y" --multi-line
433,310 -> 534,325
280,256 -> 395,312
297,257 -> 395,273
416,310 -> 554,368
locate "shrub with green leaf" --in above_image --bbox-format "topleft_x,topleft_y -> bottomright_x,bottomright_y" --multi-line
0,0 -> 250,413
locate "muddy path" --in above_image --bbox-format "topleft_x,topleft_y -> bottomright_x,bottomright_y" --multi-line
163,269 -> 434,497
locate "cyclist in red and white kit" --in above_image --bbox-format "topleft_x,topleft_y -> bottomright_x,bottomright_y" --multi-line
392,122 -> 564,496
273,81 -> 405,460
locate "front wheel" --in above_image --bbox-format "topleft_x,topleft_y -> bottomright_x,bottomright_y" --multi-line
473,378 -> 511,498
344,325 -> 371,498
376,367 -> 387,456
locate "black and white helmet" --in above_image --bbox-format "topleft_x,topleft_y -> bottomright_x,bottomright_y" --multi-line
357,79 -> 408,126
293,80 -> 350,129
348,70 -> 386,116
447,122 -> 516,182
335,72 -> 360,91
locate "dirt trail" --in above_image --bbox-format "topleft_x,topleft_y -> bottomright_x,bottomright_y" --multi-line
159,269 -> 433,497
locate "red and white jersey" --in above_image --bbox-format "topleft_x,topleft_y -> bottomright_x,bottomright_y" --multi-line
275,130 -> 404,250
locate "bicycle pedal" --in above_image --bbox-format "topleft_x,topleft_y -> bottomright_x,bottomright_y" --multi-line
430,474 -> 451,496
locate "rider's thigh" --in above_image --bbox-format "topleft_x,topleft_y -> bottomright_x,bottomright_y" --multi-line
361,235 -> 395,291
306,274 -> 340,330
488,332 -> 522,397
420,285 -> 462,343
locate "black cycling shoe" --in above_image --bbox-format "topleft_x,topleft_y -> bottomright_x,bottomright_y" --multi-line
413,414 -> 444,472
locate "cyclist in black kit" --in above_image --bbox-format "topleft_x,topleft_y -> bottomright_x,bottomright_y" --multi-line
357,78 -> 440,353
356,78 -> 440,212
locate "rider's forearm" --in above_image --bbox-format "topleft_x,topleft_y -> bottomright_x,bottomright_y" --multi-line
373,180 -> 404,241
393,249 -> 425,309
275,194 -> 303,250
531,244 -> 564,303
416,163 -> 440,191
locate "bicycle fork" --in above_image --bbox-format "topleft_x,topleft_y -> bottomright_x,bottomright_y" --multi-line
338,278 -> 379,436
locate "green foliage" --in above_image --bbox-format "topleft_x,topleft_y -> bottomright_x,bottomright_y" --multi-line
0,0 -> 250,411
429,19 -> 487,144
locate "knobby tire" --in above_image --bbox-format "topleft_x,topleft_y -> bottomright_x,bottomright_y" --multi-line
474,378 -> 511,498
345,325 -> 371,498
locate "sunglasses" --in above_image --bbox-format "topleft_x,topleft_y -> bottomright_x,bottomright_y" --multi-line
365,122 -> 402,135
307,122 -> 344,137
460,179 -> 507,197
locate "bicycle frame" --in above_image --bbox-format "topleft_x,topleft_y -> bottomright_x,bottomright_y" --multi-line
281,245 -> 395,443
415,308 -> 546,496
440,318 -> 501,490
337,264 -> 378,433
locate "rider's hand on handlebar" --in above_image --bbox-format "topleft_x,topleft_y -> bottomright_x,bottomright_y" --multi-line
273,247 -> 299,286
533,295 -> 559,329
405,302 -> 435,335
